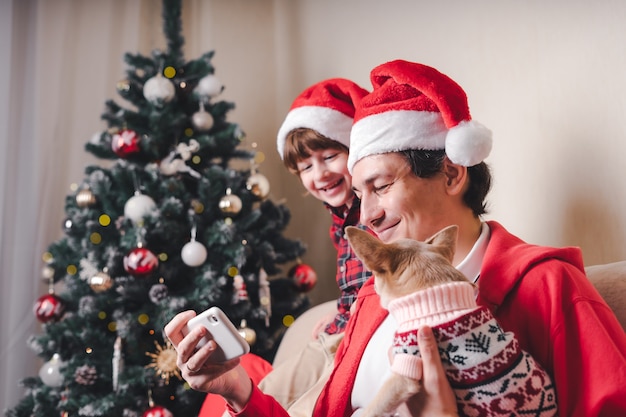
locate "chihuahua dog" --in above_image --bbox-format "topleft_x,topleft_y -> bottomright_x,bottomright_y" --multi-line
345,225 -> 557,417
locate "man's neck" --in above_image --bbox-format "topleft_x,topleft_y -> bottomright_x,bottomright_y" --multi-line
453,216 -> 483,266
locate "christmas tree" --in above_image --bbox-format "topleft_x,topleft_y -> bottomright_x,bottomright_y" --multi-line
7,1 -> 312,416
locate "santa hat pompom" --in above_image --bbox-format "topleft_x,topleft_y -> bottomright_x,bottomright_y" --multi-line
445,120 -> 492,167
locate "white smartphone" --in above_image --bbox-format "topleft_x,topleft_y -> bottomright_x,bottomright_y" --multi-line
182,306 -> 250,362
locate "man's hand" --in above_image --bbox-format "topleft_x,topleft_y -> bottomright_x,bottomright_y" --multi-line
164,310 -> 253,411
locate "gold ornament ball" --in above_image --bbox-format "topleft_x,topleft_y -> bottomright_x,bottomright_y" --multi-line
246,173 -> 270,199
219,193 -> 242,215
89,271 -> 113,292
76,189 -> 97,207
239,326 -> 257,345
116,79 -> 130,93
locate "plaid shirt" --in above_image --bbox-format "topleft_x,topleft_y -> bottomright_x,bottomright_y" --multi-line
324,197 -> 373,335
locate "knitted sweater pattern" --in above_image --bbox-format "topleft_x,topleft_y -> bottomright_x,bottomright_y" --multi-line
388,282 -> 558,417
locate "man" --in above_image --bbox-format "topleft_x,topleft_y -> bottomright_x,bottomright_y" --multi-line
341,59 -> 626,416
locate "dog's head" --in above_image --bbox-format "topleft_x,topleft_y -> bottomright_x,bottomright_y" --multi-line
345,225 -> 469,308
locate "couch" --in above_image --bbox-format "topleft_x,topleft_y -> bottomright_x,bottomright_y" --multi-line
273,261 -> 626,366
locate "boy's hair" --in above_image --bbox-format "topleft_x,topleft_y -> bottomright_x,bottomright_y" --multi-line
400,149 -> 491,217
282,128 -> 349,174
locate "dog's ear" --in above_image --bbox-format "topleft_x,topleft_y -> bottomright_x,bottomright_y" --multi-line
345,226 -> 394,275
424,225 -> 458,263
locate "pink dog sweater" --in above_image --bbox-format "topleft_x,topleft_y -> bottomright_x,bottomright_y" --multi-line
388,282 -> 558,416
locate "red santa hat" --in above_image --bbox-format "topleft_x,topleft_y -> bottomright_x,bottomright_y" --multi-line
277,78 -> 369,159
348,60 -> 492,172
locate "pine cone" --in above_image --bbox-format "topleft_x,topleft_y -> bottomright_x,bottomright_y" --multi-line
74,364 -> 98,385
78,295 -> 97,315
149,283 -> 169,303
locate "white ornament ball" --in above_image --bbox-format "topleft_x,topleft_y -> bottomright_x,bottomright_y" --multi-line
124,193 -> 156,223
39,353 -> 65,387
192,109 -> 214,131
181,240 -> 208,267
143,75 -> 176,104
195,74 -> 223,98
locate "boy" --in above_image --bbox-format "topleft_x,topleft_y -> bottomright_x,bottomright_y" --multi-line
258,78 -> 373,412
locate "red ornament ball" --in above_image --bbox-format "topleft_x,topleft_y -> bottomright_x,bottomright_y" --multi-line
111,129 -> 141,158
34,293 -> 65,323
289,263 -> 317,292
123,246 -> 159,276
142,405 -> 173,417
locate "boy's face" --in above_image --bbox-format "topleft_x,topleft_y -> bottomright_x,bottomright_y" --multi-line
296,149 -> 353,208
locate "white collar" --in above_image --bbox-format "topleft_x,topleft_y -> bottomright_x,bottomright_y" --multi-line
455,222 -> 490,284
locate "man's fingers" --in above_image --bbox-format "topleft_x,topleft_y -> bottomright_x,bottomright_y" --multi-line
419,325 -> 446,378
164,310 -> 196,347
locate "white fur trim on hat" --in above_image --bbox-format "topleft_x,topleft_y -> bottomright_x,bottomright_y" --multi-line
276,106 -> 353,159
347,110 -> 448,173
348,113 -> 493,172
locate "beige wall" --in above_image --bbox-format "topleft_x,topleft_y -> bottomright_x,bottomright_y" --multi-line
176,0 -> 626,304
32,0 -> 626,306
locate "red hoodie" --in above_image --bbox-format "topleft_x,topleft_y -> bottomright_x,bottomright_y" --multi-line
236,221 -> 626,417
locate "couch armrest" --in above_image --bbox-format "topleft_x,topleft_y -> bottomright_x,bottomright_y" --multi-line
273,300 -> 337,367
585,261 -> 626,331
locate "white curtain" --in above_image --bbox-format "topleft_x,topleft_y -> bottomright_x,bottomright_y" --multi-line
1,0 -> 49,408
0,0 -> 153,409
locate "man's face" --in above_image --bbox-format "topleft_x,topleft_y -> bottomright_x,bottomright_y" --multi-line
351,152 -> 449,243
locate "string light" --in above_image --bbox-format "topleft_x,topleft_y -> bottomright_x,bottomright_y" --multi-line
99,214 -> 111,226
163,66 -> 176,78
138,314 -> 150,325
90,233 -> 102,244
282,315 -> 295,327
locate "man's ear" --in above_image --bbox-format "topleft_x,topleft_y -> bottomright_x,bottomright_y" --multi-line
345,226 -> 393,275
442,157 -> 468,196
